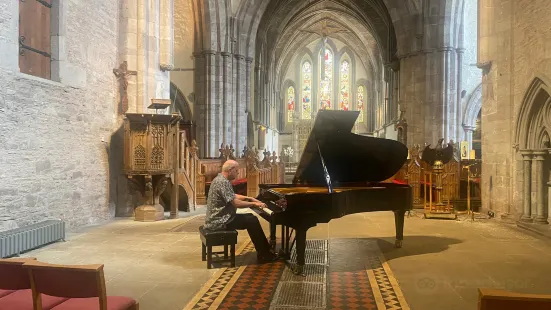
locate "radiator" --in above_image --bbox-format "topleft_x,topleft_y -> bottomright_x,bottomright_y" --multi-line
0,220 -> 65,258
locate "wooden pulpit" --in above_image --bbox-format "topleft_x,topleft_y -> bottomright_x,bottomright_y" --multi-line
123,112 -> 181,221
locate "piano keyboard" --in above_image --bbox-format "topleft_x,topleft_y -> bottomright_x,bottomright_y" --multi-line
258,207 -> 274,215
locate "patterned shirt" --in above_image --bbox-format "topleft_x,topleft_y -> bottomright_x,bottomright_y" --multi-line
204,173 -> 236,230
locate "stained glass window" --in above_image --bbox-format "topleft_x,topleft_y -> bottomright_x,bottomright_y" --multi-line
287,86 -> 295,123
301,61 -> 312,119
357,85 -> 365,123
339,60 -> 350,111
319,49 -> 333,110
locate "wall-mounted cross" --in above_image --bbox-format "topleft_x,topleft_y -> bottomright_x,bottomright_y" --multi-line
113,61 -> 137,114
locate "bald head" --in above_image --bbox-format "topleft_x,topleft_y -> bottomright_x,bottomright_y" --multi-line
221,160 -> 239,180
222,160 -> 238,172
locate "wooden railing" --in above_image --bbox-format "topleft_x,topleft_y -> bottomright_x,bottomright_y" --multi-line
177,132 -> 198,211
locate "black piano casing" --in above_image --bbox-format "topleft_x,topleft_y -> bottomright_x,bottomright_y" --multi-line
255,110 -> 413,273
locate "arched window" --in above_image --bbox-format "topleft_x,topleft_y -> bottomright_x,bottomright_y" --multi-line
287,86 -> 295,123
301,61 -> 312,119
339,60 -> 350,110
319,49 -> 333,110
356,85 -> 365,123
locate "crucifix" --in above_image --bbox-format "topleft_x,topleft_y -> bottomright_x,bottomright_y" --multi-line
113,61 -> 137,114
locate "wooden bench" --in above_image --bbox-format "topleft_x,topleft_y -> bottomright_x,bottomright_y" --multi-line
199,225 -> 237,269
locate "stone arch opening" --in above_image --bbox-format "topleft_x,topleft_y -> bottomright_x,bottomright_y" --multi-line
516,77 -> 551,225
462,83 -> 482,153
170,82 -> 193,122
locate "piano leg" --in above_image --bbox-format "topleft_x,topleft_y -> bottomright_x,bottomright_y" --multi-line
269,220 -> 277,251
280,225 -> 287,257
293,229 -> 307,276
394,209 -> 406,248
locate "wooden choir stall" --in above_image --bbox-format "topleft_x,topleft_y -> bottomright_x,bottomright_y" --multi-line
389,141 -> 482,219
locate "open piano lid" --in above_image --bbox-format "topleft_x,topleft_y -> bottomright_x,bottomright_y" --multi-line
293,110 -> 408,188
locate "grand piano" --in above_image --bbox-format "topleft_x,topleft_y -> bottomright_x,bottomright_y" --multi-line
253,110 -> 412,275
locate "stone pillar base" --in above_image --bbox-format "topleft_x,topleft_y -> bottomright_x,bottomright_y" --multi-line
520,216 -> 534,223
499,213 -> 516,224
134,204 -> 165,222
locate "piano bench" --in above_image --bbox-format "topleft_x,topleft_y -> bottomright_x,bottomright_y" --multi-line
199,225 -> 238,269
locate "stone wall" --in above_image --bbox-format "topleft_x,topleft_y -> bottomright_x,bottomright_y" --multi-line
479,0 -> 551,217
0,0 -> 119,231
172,0 -> 195,116
461,0 -> 481,103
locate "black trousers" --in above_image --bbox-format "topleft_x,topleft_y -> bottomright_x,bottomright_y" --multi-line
226,213 -> 271,257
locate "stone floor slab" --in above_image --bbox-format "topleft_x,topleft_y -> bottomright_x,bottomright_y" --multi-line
12,209 -> 551,309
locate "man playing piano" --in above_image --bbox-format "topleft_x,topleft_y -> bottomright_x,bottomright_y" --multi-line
204,160 -> 279,263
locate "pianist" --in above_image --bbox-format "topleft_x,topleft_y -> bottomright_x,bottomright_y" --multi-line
204,160 -> 279,263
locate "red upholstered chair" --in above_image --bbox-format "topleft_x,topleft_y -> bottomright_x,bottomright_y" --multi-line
23,261 -> 139,310
0,258 -> 68,310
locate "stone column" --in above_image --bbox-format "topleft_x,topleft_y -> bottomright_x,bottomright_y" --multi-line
136,0 -> 146,113
392,68 -> 400,121
254,64 -> 261,120
159,0 -> 174,71
520,151 -> 533,222
221,52 -> 231,145
241,57 -> 253,151
456,48 -> 465,139
203,50 -> 217,157
234,55 -> 245,151
193,52 -> 206,157
214,53 -> 222,149
439,47 -> 453,141
534,151 -> 548,224
463,125 -> 475,151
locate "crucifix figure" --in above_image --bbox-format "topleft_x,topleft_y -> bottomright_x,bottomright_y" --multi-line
113,61 -> 137,114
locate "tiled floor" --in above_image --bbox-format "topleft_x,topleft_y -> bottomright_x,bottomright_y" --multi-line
17,208 -> 551,310
185,238 -> 407,310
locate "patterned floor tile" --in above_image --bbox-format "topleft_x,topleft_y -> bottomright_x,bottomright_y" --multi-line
218,261 -> 285,309
184,238 -> 410,310
328,271 -> 377,310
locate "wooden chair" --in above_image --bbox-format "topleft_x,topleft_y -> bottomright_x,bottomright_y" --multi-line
0,258 -> 68,310
479,288 -> 551,310
23,261 -> 138,310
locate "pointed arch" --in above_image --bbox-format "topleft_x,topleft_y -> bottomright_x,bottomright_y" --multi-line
170,82 -> 192,122
515,77 -> 551,150
339,53 -> 351,111
357,84 -> 366,123
319,46 -> 334,110
300,58 -> 313,119
287,86 -> 296,122
462,83 -> 482,128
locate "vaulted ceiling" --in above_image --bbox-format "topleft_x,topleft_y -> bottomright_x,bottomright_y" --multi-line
232,0 -> 399,96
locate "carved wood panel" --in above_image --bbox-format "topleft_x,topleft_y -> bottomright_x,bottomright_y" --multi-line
296,120 -> 312,158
